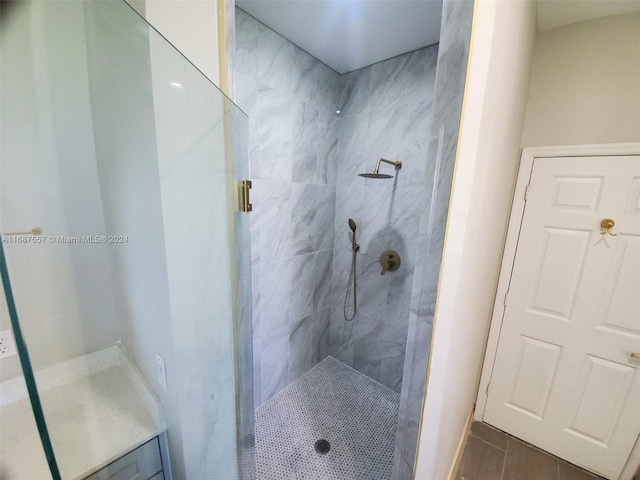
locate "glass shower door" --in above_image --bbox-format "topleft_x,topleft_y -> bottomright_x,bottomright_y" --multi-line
0,1 -> 254,479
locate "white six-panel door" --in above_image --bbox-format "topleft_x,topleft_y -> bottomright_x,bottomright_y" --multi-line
484,155 -> 640,478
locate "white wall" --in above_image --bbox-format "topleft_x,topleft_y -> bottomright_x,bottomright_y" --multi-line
82,4 -> 187,471
522,13 -> 640,146
84,0 -> 174,415
414,1 -> 538,478
0,1 -> 120,382
142,0 -> 221,88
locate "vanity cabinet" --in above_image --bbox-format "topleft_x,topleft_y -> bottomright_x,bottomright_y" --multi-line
84,437 -> 167,480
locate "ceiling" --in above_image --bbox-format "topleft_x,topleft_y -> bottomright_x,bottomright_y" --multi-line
236,0 -> 443,74
237,0 -> 640,75
537,0 -> 640,31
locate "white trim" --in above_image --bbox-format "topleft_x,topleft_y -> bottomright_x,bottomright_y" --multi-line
447,408 -> 475,480
473,145 -> 534,421
515,143 -> 640,159
620,434 -> 640,480
474,143 -> 640,479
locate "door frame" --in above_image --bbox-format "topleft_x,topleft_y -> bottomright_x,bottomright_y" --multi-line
474,143 -> 640,480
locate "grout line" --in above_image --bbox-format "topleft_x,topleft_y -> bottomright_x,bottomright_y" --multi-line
481,423 -> 573,464
468,432 -> 507,453
500,438 -> 508,480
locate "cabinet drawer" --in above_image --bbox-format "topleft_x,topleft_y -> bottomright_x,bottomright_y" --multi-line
85,438 -> 162,480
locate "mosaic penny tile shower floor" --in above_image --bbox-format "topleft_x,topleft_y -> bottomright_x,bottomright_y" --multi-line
254,356 -> 400,480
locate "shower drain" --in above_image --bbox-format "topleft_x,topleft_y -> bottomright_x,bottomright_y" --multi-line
314,439 -> 331,454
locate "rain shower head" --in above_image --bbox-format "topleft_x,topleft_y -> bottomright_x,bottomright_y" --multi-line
359,173 -> 394,179
358,158 -> 402,179
348,218 -> 357,232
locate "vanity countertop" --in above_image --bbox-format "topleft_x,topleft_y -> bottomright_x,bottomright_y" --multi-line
0,345 -> 162,480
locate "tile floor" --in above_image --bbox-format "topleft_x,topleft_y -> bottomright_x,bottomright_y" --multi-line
455,421 -> 607,480
253,359 -> 632,480
254,356 -> 400,480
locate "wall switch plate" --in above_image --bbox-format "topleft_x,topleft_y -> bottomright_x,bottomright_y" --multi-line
155,353 -> 168,392
0,329 -> 17,359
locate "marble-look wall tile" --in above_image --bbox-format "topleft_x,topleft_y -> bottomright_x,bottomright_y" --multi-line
235,72 -> 258,115
418,134 -> 442,237
380,352 -> 405,394
336,114 -> 369,187
253,337 -> 262,407
352,314 -> 384,381
364,102 -> 434,189
351,308 -> 411,393
260,256 -> 291,335
251,260 -> 261,340
312,305 -> 331,363
290,253 -> 315,321
236,8 -> 343,404
292,54 -> 342,113
318,109 -> 340,185
254,84 -> 295,181
289,314 -> 314,382
394,1 -> 474,478
291,184 -> 336,256
254,179 -> 292,260
256,20 -> 303,93
353,252 -> 395,320
238,8 -> 341,113
249,210 -> 262,266
292,107 -> 341,185
235,9 -> 258,78
333,185 -> 367,253
331,247 -> 353,309
330,45 -> 438,400
339,67 -> 372,116
260,326 -> 289,404
393,308 -> 433,477
360,186 -> 422,256
313,250 -> 333,312
225,0 -> 237,102
369,46 -> 438,112
329,305 -> 355,366
236,6 -> 449,433
292,103 -> 321,184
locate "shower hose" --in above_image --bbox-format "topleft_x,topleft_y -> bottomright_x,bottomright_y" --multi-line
343,243 -> 358,321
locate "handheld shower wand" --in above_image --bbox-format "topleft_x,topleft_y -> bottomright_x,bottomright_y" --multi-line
343,219 -> 359,321
348,219 -> 357,248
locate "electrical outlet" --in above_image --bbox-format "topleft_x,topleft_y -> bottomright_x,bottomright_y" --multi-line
0,329 -> 17,359
155,353 -> 168,392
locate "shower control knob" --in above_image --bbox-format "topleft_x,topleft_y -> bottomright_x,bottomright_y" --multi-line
380,250 -> 401,275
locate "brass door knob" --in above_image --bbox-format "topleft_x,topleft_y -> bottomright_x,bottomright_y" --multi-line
600,218 -> 618,236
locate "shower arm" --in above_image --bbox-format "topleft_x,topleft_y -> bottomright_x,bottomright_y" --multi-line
373,158 -> 402,174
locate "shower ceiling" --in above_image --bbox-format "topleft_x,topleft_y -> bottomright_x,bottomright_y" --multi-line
237,0 -> 640,73
235,0 -> 443,74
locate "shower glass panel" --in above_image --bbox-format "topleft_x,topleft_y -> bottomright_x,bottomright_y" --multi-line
0,1 -> 253,479
0,266 -> 57,479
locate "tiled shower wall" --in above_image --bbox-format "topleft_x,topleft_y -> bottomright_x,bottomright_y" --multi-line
393,1 -> 475,477
235,8 -> 439,404
328,47 -> 438,393
235,9 -> 341,406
